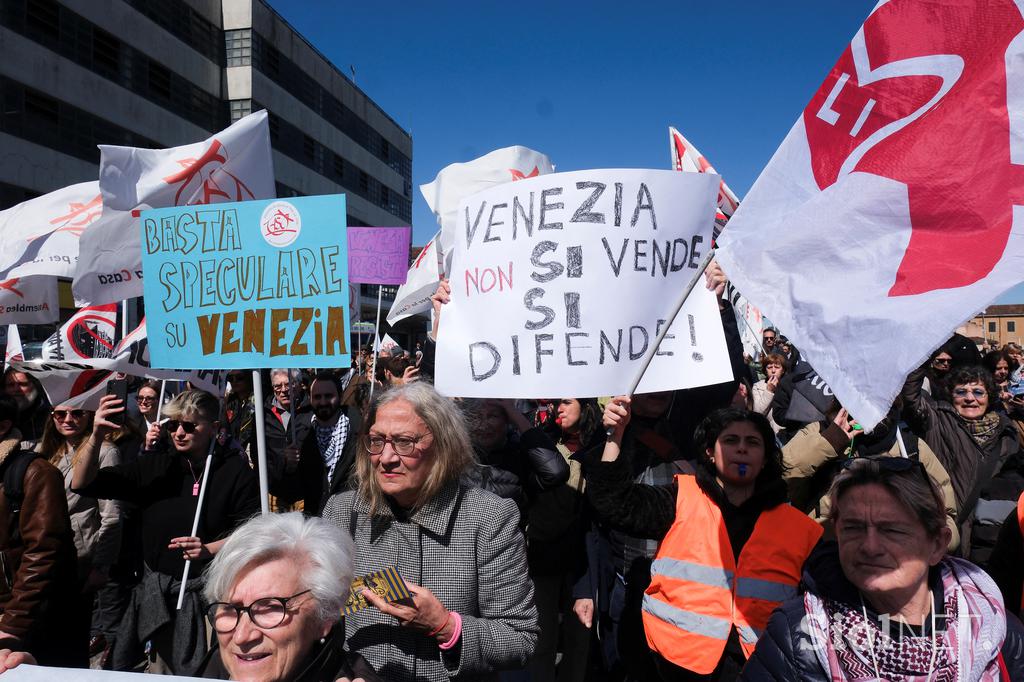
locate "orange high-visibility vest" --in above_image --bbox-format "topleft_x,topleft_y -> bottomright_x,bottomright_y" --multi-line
642,475 -> 823,674
1018,493 -> 1024,613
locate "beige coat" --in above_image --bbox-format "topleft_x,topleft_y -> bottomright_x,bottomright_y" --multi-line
52,441 -> 123,575
782,422 -> 960,550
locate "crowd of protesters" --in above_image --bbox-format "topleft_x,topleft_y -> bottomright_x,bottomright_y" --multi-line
0,263 -> 1023,681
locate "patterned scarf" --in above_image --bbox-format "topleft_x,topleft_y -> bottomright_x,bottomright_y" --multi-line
803,558 -> 1005,681
959,411 -> 1002,448
312,412 -> 350,481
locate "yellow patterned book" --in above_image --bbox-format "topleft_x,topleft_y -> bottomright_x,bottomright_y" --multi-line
343,566 -> 413,615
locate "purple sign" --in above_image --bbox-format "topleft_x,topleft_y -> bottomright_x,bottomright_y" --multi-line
347,227 -> 411,285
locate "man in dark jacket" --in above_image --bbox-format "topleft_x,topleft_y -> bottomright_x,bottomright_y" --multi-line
277,372 -> 361,515
262,369 -> 312,509
0,395 -> 86,666
2,369 -> 49,447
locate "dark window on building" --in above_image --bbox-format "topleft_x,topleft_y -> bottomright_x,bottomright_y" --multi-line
1008,321 -> 1016,333
0,74 -> 159,164
380,186 -> 389,210
359,171 -> 369,193
25,0 -> 58,43
0,182 -> 41,211
989,321 -> 998,333
24,90 -> 59,126
333,153 -> 344,179
120,0 -> 224,65
91,27 -> 120,77
147,62 -> 171,100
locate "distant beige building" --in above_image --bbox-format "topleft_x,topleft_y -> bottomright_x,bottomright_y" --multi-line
957,304 -> 1024,348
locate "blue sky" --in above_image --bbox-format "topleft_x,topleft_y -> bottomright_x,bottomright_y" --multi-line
267,0 -> 1024,304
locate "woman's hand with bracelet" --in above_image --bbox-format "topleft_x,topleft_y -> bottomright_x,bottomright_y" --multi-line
359,581 -> 457,642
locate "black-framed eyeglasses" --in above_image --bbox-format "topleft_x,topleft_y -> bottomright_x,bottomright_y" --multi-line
364,433 -> 430,457
165,419 -> 202,434
841,455 -> 923,474
932,358 -> 951,366
206,590 -> 312,633
52,409 -> 87,421
136,395 -> 156,403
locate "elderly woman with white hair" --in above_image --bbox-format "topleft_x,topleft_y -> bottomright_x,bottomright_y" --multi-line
323,382 -> 539,682
197,512 -> 382,682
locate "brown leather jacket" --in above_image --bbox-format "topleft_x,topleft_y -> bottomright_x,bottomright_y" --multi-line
0,430 -> 85,666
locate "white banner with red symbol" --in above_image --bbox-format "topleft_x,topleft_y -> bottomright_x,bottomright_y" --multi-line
387,231 -> 441,325
716,0 -> 1024,430
5,324 -> 22,365
669,126 -> 740,239
16,314 -> 224,409
0,276 -> 59,324
73,111 -> 276,306
0,181 -> 99,281
421,146 -> 555,275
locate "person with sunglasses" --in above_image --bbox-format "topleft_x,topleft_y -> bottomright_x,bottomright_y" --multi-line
71,390 -> 260,675
322,382 -> 539,681
194,512 -> 381,681
902,363 -> 1024,568
39,402 -> 124,663
742,456 -> 1024,681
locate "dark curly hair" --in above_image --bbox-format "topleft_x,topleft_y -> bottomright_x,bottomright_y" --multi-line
693,408 -> 785,486
983,349 -> 1019,381
945,365 -> 997,412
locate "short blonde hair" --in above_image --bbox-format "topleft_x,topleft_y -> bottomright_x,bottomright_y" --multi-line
355,383 -> 475,515
163,389 -> 220,424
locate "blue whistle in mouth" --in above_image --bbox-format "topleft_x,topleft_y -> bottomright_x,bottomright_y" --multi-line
738,464 -> 748,477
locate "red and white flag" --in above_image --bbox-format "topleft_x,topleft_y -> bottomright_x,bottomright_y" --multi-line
16,316 -> 224,409
669,127 -> 739,238
0,181 -> 100,281
0,276 -> 59,324
40,304 -> 118,361
386,232 -> 441,325
717,0 -> 1024,429
5,325 -> 23,365
421,146 -> 555,275
73,111 -> 276,305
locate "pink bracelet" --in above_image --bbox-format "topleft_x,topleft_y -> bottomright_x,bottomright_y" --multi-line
438,611 -> 462,650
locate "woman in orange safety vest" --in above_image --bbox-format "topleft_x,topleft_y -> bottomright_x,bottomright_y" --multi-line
587,403 -> 824,681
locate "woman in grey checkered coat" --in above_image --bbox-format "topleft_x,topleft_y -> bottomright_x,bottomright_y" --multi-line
323,382 -> 539,681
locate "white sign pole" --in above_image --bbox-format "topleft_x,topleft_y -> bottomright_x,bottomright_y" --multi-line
625,249 -> 715,398
252,370 -> 271,515
175,439 -> 215,611
369,286 -> 383,401
156,379 -> 167,421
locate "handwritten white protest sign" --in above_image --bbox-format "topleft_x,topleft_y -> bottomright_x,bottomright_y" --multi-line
435,169 -> 732,398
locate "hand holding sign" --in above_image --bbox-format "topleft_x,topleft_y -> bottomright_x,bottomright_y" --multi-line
435,169 -> 732,398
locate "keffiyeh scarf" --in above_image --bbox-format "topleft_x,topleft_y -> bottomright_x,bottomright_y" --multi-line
313,412 -> 350,481
803,557 -> 1005,681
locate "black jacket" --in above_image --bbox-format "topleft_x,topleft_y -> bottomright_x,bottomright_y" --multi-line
741,543 -> 1024,680
271,406 -> 362,516
199,623 -> 382,681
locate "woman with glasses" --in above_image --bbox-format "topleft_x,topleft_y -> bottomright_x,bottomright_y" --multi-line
322,382 -> 539,681
195,512 -> 381,681
39,403 -> 123,666
902,363 -> 1024,567
587,406 -> 823,681
742,457 -> 1024,681
71,390 -> 260,675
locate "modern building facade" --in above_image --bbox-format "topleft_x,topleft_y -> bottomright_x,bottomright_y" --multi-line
0,0 -> 411,333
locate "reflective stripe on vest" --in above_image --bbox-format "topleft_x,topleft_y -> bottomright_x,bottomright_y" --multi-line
650,557 -> 733,591
642,474 -> 823,675
736,576 -> 799,603
641,593 -> 732,642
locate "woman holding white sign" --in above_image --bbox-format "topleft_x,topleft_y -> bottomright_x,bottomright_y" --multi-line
588,405 -> 823,681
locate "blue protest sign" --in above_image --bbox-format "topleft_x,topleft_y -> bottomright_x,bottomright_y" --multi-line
140,195 -> 350,369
